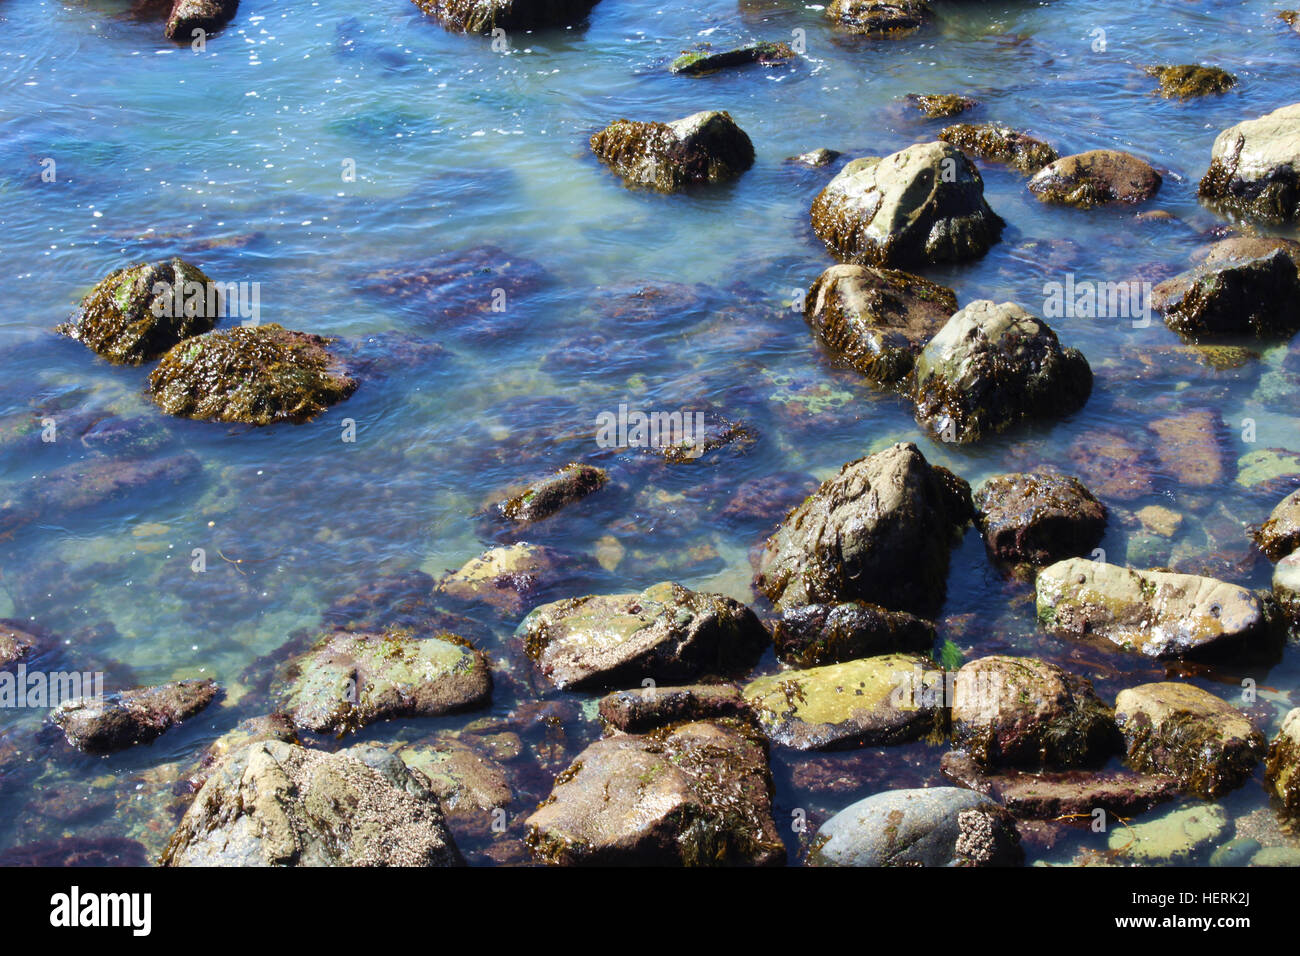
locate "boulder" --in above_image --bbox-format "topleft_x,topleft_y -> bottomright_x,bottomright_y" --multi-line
518,581 -> 768,690
939,123 -> 1058,174
810,141 -> 1004,268
411,0 -> 599,33
1143,64 -> 1237,99
771,601 -> 935,667
1114,682 -> 1267,798
1153,237 -> 1300,341
670,41 -> 795,75
1036,558 -> 1265,658
435,542 -> 593,618
525,719 -> 785,865
51,679 -> 220,755
906,93 -> 976,118
165,0 -> 238,39
789,147 -> 841,168
1255,489 -> 1300,560
1265,707 -> 1300,818
162,741 -> 461,866
824,0 -> 931,35
973,472 -> 1106,566
753,442 -> 972,616
494,463 -> 608,526
911,300 -> 1092,443
1029,150 -> 1162,207
596,684 -> 750,733
1198,102 -> 1300,222
590,111 -> 754,192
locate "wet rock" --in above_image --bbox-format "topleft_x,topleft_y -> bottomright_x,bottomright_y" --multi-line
753,442 -> 972,616
519,581 -> 768,691
1209,837 -> 1261,867
950,656 -> 1116,768
1036,558 -> 1265,658
809,787 -> 1021,866
597,684 -> 750,733
1067,430 -> 1157,501
804,263 -> 957,387
55,258 -> 217,365
277,628 -> 491,734
436,542 -> 594,618
186,714 -> 298,792
51,679 -> 220,755
1147,408 -> 1227,486
1282,10 -> 1300,32
1114,682 -> 1267,798
939,122 -> 1058,174
590,111 -> 754,192
1265,707 -> 1300,818
1029,150 -> 1162,207
163,741 -> 461,866
912,300 -> 1092,444
1274,552 -> 1300,618
394,732 -> 512,816
906,93 -> 977,118
148,325 -> 356,425
1144,64 -> 1237,99
772,601 -> 935,667
742,652 -> 944,750
825,0 -> 931,36
411,0 -> 599,33
1254,489 -> 1300,560
165,0 -> 238,39
810,141 -> 1004,268
0,622 -> 45,669
940,752 -> 1178,819
670,41 -> 795,75
1199,102 -> 1300,223
789,148 -> 841,168
494,463 -> 608,526
1109,802 -> 1228,864
1153,237 -> 1300,341
974,472 -> 1106,566
525,719 -> 784,865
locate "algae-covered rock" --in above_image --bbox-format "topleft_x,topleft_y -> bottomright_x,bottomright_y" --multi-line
597,684 -> 750,734
1275,552 -> 1300,619
148,324 -> 357,425
1147,407 -> 1227,487
973,472 -> 1106,567
825,0 -> 931,35
1251,846 -> 1300,866
495,462 -> 608,526
277,628 -> 491,734
772,601 -> 935,667
906,93 -> 976,118
51,679 -> 220,755
435,542 -> 594,617
1198,102 -> 1300,223
1109,802 -> 1228,864
1236,447 -> 1300,490
1029,150 -> 1162,207
804,263 -> 957,387
743,653 -> 944,750
1265,707 -> 1300,818
753,442 -> 972,616
911,300 -> 1092,444
810,141 -> 1004,268
165,0 -> 238,39
411,0 -> 599,33
1036,558 -> 1265,658
55,258 -> 218,365
393,732 -> 512,816
525,719 -> 784,865
1255,489 -> 1300,560
670,41 -> 795,75
162,741 -> 461,866
1143,64 -> 1237,99
1153,237 -> 1300,341
518,581 -> 768,690
939,123 -> 1058,174
1114,682 -> 1266,798
590,110 -> 754,192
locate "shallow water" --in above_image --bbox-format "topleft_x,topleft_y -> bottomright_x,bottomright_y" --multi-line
0,0 -> 1298,865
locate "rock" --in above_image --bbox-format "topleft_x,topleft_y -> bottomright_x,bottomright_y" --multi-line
277,628 -> 491,734
772,601 -> 935,667
670,41 -> 795,75
1255,489 -> 1300,560
162,741 -> 461,866
906,93 -> 977,118
394,733 -> 512,815
1029,150 -> 1162,207
1109,802 -> 1228,864
1265,707 -> 1300,818
973,472 -> 1106,567
1144,64 -> 1237,99
1252,846 -> 1300,866
753,442 -> 972,616
950,656 -> 1116,768
592,685 -> 744,734
1237,447 -> 1300,490
1136,505 -> 1183,538
518,582 -> 768,691
809,787 -> 1021,866
435,542 -> 593,618
1274,552 -> 1300,618
412,0 -> 599,33
810,141 -> 1003,268
148,324 -> 357,425
525,719 -> 784,865
51,679 -> 220,755
590,111 -> 754,192
1209,837 -> 1261,867
940,752 -> 1178,819
1067,429 -> 1157,501
1199,102 -> 1300,222
1147,408 -> 1227,486
743,652 -> 943,750
165,0 -> 238,39
0,622 -> 43,669
939,123 -> 1058,174
1115,682 -> 1267,797
1282,10 -> 1300,31
825,0 -> 931,35
789,148 -> 841,167
1036,558 -> 1265,658
55,258 -> 217,365
1153,237 -> 1300,341
912,300 -> 1092,444
804,263 -> 957,387
494,463 -> 608,526
186,714 -> 298,791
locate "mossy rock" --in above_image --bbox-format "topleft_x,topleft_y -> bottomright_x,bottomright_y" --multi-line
1152,237 -> 1300,342
1108,802 -> 1228,864
165,0 -> 239,40
496,462 -> 608,525
1275,552 -> 1300,619
1029,150 -> 1162,208
825,0 -> 931,36
939,123 -> 1058,174
1265,707 -> 1300,818
148,324 -> 357,425
906,93 -> 977,118
670,41 -> 795,75
772,601 -> 935,667
411,0 -> 600,34
590,110 -> 754,192
1198,102 -> 1300,223
1143,64 -> 1237,99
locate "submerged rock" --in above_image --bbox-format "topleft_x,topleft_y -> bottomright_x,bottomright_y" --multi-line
906,93 -> 977,118
597,684 -> 750,733
1115,682 -> 1267,798
1144,64 -> 1237,99
1198,102 -> 1300,223
435,542 -> 593,617
494,463 -> 608,526
825,0 -> 931,35
670,41 -> 795,75
804,263 -> 957,388
525,719 -> 784,865
912,300 -> 1092,444
1067,429 -> 1156,501
163,741 -> 461,866
1110,802 -> 1228,864
772,601 -> 935,667
0,622 -> 46,669
789,147 -> 841,168
810,141 -> 1004,268
590,111 -> 754,192
518,581 -> 768,690
411,0 -> 599,33
743,653 -> 944,750
1029,150 -> 1162,207
52,679 -> 220,755
1152,237 -> 1300,341
165,0 -> 238,39
1255,490 -> 1300,561
939,123 -> 1058,174
1265,707 -> 1300,818
55,258 -> 217,365
148,324 -> 357,425
1147,407 -> 1227,487
1036,558 -> 1265,658
973,472 -> 1107,567
753,442 -> 972,616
